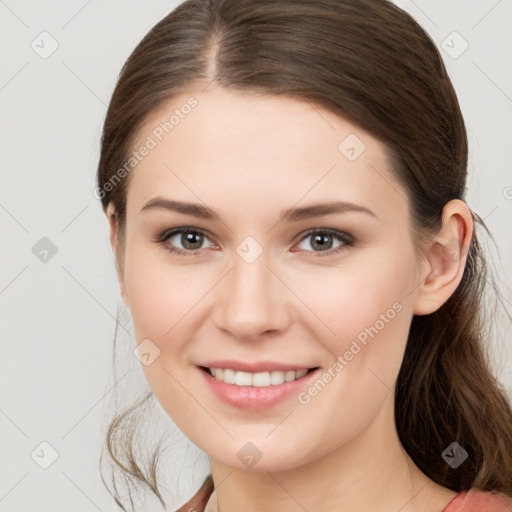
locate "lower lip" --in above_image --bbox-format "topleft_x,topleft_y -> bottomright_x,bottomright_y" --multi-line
197,367 -> 320,410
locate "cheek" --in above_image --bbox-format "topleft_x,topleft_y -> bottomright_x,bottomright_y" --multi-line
122,245 -> 204,415
290,251 -> 415,352
290,246 -> 416,421
285,261 -> 414,461
122,242 -> 219,402
123,242 -> 201,341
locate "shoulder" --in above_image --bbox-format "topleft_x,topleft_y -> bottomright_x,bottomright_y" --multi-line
443,488 -> 512,512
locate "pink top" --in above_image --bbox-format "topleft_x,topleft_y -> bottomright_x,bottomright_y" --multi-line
176,478 -> 512,512
442,489 -> 512,511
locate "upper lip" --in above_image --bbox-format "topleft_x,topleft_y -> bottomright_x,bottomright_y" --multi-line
198,360 -> 319,373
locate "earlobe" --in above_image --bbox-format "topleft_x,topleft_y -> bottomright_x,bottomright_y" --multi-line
106,202 -> 129,308
413,199 -> 473,316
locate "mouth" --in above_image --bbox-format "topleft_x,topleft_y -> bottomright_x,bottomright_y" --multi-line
198,365 -> 319,387
197,365 -> 321,410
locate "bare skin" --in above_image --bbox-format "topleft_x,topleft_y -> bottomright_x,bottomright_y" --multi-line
107,86 -> 472,512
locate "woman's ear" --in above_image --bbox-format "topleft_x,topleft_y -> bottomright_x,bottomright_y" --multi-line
106,202 -> 129,307
413,199 -> 473,316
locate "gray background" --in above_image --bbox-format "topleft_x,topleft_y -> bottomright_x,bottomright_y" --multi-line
1,0 -> 511,510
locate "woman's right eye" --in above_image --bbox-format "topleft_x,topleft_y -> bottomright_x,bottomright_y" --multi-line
157,228 -> 216,257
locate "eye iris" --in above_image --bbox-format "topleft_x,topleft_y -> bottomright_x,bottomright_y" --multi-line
182,231 -> 203,250
311,233 -> 333,251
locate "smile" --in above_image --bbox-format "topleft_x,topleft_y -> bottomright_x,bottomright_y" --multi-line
202,367 -> 316,387
197,365 -> 321,410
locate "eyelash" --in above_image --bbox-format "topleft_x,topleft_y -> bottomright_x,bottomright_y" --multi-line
154,227 -> 355,258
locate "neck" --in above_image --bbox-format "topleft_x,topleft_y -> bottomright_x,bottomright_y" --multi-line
205,394 -> 456,512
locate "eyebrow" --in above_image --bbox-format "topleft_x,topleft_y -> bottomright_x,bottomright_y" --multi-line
140,197 -> 376,222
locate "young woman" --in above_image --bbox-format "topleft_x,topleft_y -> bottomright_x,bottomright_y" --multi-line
96,0 -> 512,510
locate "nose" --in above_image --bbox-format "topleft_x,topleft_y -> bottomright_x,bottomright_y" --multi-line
213,250 -> 291,341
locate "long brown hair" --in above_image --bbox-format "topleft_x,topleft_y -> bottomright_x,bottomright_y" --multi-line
96,0 -> 512,509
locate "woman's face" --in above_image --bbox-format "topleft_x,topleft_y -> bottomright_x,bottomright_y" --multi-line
114,86 -> 428,472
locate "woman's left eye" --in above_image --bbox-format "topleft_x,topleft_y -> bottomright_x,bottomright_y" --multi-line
155,227 -> 354,257
293,228 -> 354,256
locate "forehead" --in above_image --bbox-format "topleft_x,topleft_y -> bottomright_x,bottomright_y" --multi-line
126,87 -> 408,224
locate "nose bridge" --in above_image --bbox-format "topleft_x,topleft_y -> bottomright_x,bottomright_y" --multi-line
215,245 -> 289,339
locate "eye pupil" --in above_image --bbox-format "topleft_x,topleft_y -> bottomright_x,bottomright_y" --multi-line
312,233 -> 333,251
182,231 -> 203,250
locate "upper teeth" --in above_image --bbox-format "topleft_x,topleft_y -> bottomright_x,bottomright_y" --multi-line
209,368 -> 309,387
